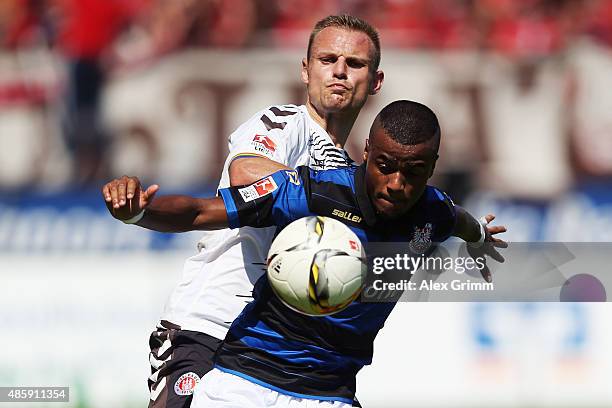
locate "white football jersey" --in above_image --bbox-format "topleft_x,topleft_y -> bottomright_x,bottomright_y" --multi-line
160,104 -> 353,339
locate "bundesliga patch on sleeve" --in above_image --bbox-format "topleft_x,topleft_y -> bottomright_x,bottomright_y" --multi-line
251,134 -> 277,157
238,176 -> 278,202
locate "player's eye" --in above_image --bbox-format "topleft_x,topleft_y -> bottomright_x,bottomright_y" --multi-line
410,167 -> 426,176
347,60 -> 366,69
377,161 -> 394,174
402,165 -> 426,178
320,56 -> 336,64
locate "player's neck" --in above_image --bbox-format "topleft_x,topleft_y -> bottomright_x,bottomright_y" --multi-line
305,102 -> 356,148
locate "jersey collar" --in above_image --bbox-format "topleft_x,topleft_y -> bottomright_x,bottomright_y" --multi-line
354,164 -> 378,227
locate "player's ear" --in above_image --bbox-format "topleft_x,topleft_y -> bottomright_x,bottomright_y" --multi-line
369,70 -> 384,95
301,58 -> 309,85
363,139 -> 370,162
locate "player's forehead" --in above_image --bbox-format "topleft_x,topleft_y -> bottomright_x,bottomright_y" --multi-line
371,129 -> 436,162
310,27 -> 374,60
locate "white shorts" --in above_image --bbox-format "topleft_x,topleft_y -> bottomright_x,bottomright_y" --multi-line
191,368 -> 352,408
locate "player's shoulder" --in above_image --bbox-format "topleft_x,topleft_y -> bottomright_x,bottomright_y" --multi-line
421,185 -> 456,217
260,104 -> 303,117
409,186 -> 456,241
228,104 -> 308,157
254,104 -> 306,131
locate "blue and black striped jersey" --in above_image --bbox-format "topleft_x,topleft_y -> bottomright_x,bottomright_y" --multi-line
217,164 -> 456,403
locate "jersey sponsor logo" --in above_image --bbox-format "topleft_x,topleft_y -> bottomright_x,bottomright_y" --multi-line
251,134 -> 277,157
173,372 -> 200,396
332,209 -> 362,224
238,176 -> 278,202
409,222 -> 433,254
285,170 -> 300,185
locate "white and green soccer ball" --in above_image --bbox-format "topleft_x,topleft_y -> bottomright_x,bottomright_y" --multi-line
266,216 -> 366,316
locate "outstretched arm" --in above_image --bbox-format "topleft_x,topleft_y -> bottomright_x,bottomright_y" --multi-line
102,176 -> 228,232
137,194 -> 228,232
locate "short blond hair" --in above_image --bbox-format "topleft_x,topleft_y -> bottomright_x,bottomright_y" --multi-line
307,15 -> 381,72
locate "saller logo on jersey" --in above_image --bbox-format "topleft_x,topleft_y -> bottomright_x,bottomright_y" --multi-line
239,176 -> 278,202
174,372 -> 200,396
332,209 -> 362,223
251,134 -> 277,157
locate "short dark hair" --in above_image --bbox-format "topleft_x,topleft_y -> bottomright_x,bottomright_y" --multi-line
374,100 -> 441,151
307,15 -> 381,72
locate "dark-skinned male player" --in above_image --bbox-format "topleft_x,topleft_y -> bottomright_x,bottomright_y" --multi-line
105,100 -> 506,407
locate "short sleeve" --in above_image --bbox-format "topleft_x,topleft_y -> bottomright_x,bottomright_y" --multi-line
219,169 -> 310,229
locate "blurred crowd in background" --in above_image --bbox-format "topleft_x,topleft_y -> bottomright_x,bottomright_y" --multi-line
4,0 -> 612,51
1,0 -> 612,202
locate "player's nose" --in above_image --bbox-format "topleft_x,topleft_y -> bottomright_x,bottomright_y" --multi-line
332,58 -> 348,79
386,172 -> 406,195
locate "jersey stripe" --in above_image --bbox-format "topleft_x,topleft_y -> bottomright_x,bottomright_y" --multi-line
261,114 -> 286,131
228,152 -> 272,163
220,189 -> 240,228
269,106 -> 298,117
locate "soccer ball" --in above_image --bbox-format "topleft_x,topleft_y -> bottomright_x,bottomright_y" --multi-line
266,216 -> 366,316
